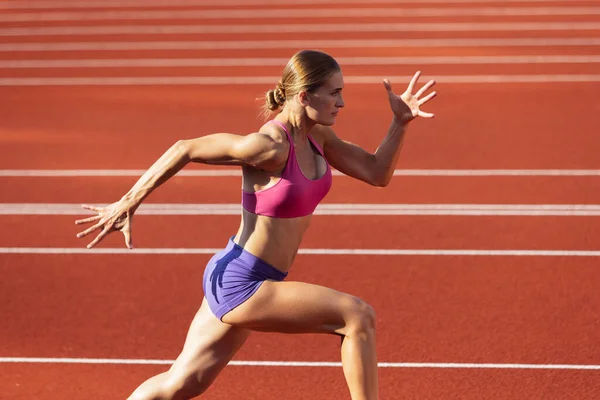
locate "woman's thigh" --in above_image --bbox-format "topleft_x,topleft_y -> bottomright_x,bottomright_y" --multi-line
221,280 -> 372,335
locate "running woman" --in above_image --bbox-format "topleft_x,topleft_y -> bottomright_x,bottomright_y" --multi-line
75,50 -> 436,400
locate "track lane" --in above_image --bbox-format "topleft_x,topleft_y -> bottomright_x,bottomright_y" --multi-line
5,15 -> 600,29
2,9 -> 600,24
3,1 -> 599,11
1,214 -> 599,250
2,175 -> 600,204
3,29 -> 600,43
1,363 -> 599,400
1,254 -> 599,364
4,63 -> 600,78
2,0 -> 599,9
3,9 -> 600,21
1,84 -> 599,169
3,46 -> 600,60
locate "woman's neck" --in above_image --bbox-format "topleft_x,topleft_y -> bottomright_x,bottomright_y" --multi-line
277,107 -> 315,143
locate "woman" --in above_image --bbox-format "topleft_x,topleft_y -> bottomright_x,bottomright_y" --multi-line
75,50 -> 436,400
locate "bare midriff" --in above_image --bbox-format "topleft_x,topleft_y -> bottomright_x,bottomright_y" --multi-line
233,208 -> 313,273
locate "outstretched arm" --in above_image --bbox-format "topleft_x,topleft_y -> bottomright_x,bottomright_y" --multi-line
322,71 -> 436,187
121,133 -> 284,209
75,132 -> 285,249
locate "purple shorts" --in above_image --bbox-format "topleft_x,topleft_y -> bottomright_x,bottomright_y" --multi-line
203,236 -> 288,321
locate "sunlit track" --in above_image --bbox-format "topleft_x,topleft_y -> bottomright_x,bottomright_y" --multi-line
4,203 -> 600,216
3,214 -> 598,251
3,55 -> 600,69
5,177 -> 598,205
4,169 -> 600,177
2,22 -> 600,36
2,75 -> 600,86
3,38 -> 600,52
3,357 -> 600,370
1,0 -> 595,10
1,86 -> 597,170
2,247 -> 599,256
2,1 -> 600,399
3,7 -> 600,22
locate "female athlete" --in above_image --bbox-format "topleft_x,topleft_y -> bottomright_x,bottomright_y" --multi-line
75,50 -> 436,400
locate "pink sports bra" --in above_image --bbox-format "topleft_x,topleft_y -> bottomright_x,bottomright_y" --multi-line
242,120 -> 332,218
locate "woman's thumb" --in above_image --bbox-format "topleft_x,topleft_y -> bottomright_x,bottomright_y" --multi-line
123,226 -> 133,249
124,211 -> 133,249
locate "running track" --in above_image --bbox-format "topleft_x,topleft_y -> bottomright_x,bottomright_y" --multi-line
1,0 -> 599,399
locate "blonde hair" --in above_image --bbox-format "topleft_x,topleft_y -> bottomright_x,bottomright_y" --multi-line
261,50 -> 340,119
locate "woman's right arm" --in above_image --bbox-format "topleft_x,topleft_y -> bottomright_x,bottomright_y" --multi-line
122,132 -> 284,210
76,132 -> 284,249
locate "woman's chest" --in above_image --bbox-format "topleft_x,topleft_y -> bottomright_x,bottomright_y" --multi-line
293,141 -> 328,181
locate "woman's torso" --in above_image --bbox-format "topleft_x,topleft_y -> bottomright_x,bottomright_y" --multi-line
233,121 -> 330,272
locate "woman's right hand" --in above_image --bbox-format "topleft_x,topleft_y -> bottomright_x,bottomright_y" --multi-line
75,201 -> 134,249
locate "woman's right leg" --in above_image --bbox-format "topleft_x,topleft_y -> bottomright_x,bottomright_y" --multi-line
222,281 -> 378,400
127,298 -> 250,400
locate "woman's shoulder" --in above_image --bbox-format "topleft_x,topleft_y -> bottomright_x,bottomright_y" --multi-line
309,124 -> 336,149
256,121 -> 289,146
234,121 -> 289,173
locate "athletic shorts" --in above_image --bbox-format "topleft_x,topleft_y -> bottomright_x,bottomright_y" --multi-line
203,236 -> 288,320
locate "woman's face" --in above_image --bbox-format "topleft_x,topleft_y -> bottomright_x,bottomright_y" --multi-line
302,71 -> 345,126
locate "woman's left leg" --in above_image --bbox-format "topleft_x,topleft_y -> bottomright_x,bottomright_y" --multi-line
222,280 -> 378,400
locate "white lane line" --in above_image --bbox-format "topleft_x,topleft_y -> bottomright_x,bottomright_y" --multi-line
3,8 -> 600,22
1,357 -> 600,369
3,55 -> 600,69
2,169 -> 600,177
3,22 -> 600,36
3,203 -> 600,216
2,38 -> 600,52
2,75 -> 600,86
1,248 -> 599,256
0,0 -> 588,10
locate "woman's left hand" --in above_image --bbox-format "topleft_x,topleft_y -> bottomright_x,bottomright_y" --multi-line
383,71 -> 436,123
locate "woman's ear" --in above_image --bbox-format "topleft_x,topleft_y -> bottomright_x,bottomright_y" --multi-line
298,90 -> 310,107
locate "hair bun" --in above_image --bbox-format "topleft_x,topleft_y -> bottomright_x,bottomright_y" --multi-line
265,82 -> 286,112
274,81 -> 286,105
265,89 -> 280,111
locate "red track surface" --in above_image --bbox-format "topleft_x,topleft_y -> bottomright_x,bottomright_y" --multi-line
1,1 -> 600,399
2,84 -> 600,169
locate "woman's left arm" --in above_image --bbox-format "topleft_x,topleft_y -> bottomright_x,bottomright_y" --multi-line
322,71 -> 436,187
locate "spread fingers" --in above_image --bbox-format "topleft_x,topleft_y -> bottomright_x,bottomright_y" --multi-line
75,215 -> 102,225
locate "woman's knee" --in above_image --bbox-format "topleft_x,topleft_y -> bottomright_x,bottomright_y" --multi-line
340,296 -> 376,337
